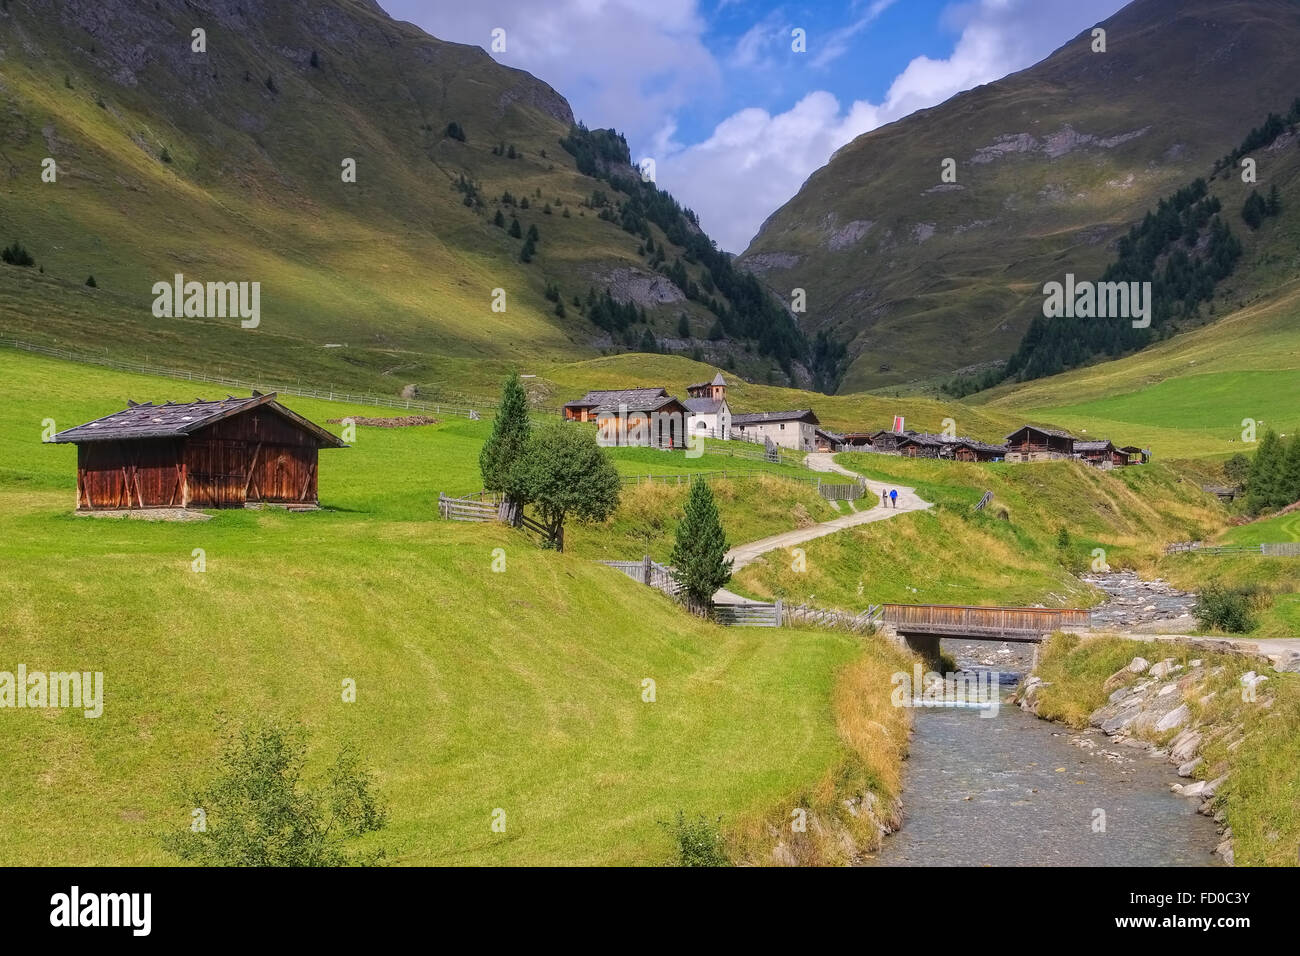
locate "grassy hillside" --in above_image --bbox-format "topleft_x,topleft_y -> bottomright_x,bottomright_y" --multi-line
0,0 -> 801,396
980,279 -> 1300,459
729,452 -> 1226,613
0,346 -> 909,865
740,0 -> 1300,391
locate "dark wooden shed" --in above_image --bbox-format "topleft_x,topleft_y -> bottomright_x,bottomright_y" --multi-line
49,392 -> 347,511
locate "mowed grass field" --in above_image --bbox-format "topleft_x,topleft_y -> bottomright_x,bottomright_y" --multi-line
0,347 -> 910,865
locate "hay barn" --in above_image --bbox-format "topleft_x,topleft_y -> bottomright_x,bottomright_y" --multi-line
49,392 -> 347,511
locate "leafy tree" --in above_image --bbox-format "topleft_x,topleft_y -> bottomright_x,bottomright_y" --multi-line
1195,584 -> 1259,634
162,721 -> 388,866
670,479 -> 732,611
479,372 -> 531,510
507,421 -> 620,551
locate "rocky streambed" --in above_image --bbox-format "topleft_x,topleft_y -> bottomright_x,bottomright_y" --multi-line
1083,571 -> 1199,632
1018,653 -> 1273,864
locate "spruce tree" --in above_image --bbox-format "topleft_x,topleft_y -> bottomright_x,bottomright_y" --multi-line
1245,429 -> 1283,514
479,373 -> 531,519
670,480 -> 732,612
1281,433 -> 1300,506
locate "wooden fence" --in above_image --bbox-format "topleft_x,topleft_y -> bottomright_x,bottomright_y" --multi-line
4,338 -> 562,420
782,602 -> 881,634
1165,541 -> 1300,557
974,491 -> 993,512
712,601 -> 782,627
621,470 -> 820,487
817,481 -> 864,502
437,492 -> 499,522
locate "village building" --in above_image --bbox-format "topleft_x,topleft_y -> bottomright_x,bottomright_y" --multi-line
868,429 -> 910,453
896,433 -> 946,458
839,432 -> 875,450
563,387 -> 690,449
48,392 -> 346,511
731,409 -> 821,452
948,438 -> 1007,462
814,428 -> 844,453
1074,438 -> 1126,469
683,373 -> 731,440
1004,425 -> 1077,462
1119,445 -> 1150,465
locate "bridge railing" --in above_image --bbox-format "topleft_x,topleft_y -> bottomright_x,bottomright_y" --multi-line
881,603 -> 1089,634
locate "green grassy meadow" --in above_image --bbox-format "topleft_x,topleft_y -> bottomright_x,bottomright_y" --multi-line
0,347 -> 907,865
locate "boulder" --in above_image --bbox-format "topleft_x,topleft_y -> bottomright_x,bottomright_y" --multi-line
1154,703 -> 1190,733
1128,656 -> 1151,674
1177,757 -> 1203,777
1149,659 -> 1183,679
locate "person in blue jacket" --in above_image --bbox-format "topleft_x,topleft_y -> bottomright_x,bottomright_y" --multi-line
889,488 -> 898,508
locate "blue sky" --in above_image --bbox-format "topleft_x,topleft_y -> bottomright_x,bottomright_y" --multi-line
380,0 -> 1129,251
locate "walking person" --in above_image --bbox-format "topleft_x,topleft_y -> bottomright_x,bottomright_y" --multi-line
881,490 -> 888,508
889,488 -> 898,509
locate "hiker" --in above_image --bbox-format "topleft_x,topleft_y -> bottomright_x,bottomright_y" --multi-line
881,490 -> 888,508
889,488 -> 898,508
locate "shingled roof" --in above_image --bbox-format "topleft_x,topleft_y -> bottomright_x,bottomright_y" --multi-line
732,409 -> 819,425
49,392 -> 347,447
683,397 -> 725,415
563,388 -> 669,409
1006,424 -> 1076,441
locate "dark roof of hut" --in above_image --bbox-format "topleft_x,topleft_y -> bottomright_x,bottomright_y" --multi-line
1005,424 -> 1076,441
683,397 -> 725,414
1074,439 -> 1116,452
732,409 -> 820,425
49,392 -> 347,447
563,387 -> 669,409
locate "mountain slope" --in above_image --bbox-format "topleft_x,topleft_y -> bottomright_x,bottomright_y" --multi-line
740,0 -> 1300,392
0,0 -> 806,395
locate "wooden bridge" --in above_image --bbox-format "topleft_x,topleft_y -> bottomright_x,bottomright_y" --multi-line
881,603 -> 1090,643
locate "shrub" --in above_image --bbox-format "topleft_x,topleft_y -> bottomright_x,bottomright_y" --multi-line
85,275 -> 96,287
659,811 -> 730,866
161,720 -> 388,866
444,121 -> 466,142
1195,584 -> 1260,633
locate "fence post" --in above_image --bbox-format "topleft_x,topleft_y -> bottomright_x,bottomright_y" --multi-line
774,598 -> 783,627
642,554 -> 652,587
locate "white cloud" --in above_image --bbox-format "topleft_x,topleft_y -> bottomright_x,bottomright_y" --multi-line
658,0 -> 1127,251
388,0 -> 722,143
383,0 -> 1128,252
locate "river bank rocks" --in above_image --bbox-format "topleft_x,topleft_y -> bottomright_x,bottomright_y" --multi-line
1084,572 -> 1199,632
1019,653 -> 1269,865
768,790 -> 903,866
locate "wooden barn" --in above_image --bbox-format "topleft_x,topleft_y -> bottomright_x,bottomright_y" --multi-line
1004,425 -> 1076,461
949,439 -> 1007,462
49,392 -> 347,511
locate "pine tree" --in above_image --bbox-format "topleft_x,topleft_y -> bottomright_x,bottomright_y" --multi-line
1245,429 -> 1283,514
1281,433 -> 1300,507
508,217 -> 522,239
670,480 -> 732,612
676,313 -> 690,338
493,210 -> 505,228
638,328 -> 657,352
479,373 -> 531,519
